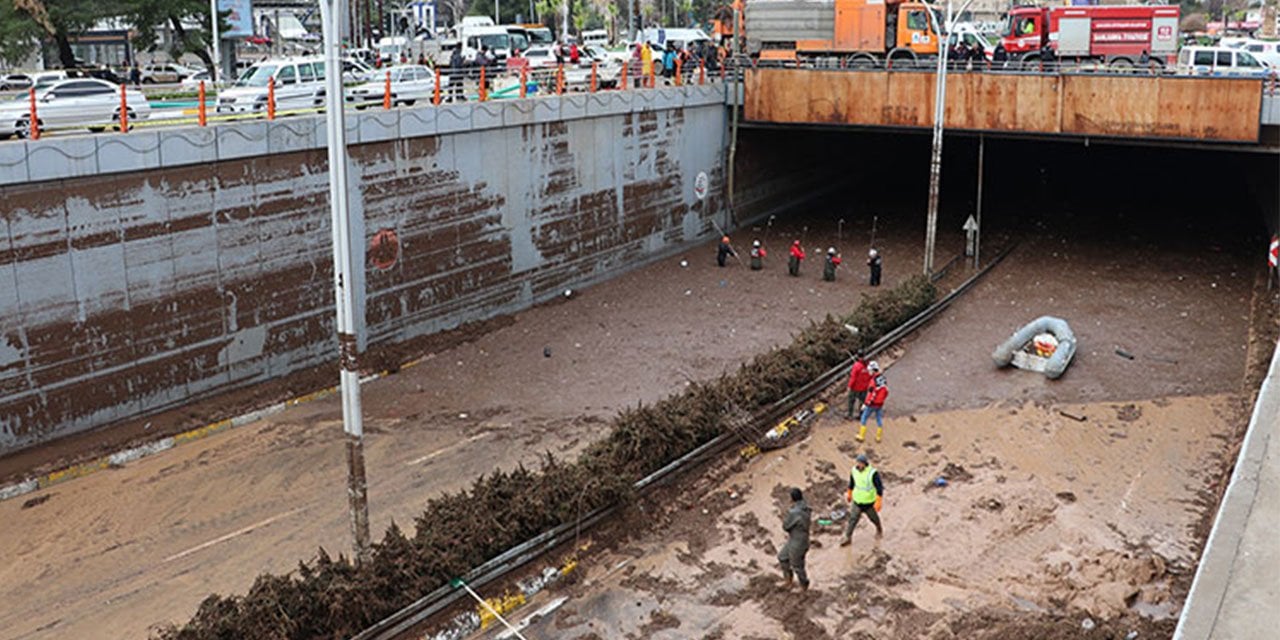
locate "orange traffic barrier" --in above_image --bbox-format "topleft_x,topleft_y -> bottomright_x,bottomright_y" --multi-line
591,62 -> 598,93
620,62 -> 628,90
648,63 -> 656,88
433,68 -> 441,105
28,88 -> 38,140
119,83 -> 129,132
267,77 -> 276,120
557,64 -> 565,95
479,66 -> 487,102
520,66 -> 527,98
676,58 -> 684,86
383,71 -> 392,109
699,60 -> 706,85
198,81 -> 207,126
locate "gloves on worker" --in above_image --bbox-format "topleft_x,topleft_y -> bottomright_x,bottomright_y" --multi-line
846,489 -> 853,503
874,495 -> 883,513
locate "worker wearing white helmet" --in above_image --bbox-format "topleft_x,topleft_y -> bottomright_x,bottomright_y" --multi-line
823,248 -> 842,282
867,247 -> 883,287
750,239 -> 767,270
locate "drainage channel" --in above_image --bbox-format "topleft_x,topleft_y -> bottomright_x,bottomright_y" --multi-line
352,244 -> 1017,640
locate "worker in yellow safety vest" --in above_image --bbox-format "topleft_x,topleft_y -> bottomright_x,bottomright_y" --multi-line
840,454 -> 883,546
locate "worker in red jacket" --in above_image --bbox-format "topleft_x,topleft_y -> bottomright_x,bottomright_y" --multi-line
787,240 -> 805,276
823,247 -> 841,281
750,239 -> 767,270
845,351 -> 872,420
858,370 -> 888,443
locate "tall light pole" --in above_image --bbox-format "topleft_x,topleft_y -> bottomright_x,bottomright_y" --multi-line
922,0 -> 972,275
209,0 -> 221,82
319,0 -> 372,562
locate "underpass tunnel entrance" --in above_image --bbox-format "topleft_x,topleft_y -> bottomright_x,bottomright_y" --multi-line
737,127 -> 1278,268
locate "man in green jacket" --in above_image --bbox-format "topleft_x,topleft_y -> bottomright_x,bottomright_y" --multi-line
778,487 -> 812,590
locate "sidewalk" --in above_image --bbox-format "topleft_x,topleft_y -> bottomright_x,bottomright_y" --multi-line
1175,339 -> 1280,640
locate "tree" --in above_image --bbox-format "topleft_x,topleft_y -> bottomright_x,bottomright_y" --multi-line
2,0 -> 115,69
120,0 -> 226,76
0,0 -> 45,66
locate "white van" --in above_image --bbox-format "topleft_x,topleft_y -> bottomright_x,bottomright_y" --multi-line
461,26 -> 514,61
582,29 -> 608,47
216,56 -> 327,115
1239,39 -> 1280,68
636,27 -> 711,49
1176,46 -> 1273,78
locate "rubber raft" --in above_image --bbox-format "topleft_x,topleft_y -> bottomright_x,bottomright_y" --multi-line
992,316 -> 1077,379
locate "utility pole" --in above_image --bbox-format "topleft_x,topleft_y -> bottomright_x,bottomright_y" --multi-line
209,0 -> 221,82
974,134 -> 984,269
319,0 -> 372,563
922,0 -> 973,275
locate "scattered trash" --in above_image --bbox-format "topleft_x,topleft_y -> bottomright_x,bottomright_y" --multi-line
1058,410 -> 1087,422
679,260 -> 689,268
816,518 -> 834,526
934,477 -> 948,488
1115,348 -> 1136,360
543,347 -> 552,358
1081,617 -> 1095,631
684,289 -> 692,296
21,494 -> 50,509
458,413 -> 468,419
1125,631 -> 1139,640
563,288 -> 574,298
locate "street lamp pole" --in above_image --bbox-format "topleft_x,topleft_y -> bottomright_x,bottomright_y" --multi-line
319,0 -> 372,562
922,0 -> 972,275
209,0 -> 222,83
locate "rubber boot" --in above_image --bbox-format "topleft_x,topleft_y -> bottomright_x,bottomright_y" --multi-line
875,428 -> 883,443
856,425 -> 867,442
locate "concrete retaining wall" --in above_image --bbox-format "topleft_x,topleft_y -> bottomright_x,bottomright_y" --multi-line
0,86 -> 820,454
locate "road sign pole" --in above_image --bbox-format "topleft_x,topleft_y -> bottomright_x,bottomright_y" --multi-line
320,0 -> 372,563
975,134 -> 984,269
210,0 -> 221,83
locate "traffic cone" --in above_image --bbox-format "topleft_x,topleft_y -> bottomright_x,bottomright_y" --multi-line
856,425 -> 867,442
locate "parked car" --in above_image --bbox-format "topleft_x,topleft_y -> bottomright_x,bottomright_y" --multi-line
1238,39 -> 1280,68
216,56 -> 327,115
1176,46 -> 1274,78
347,64 -> 448,107
179,70 -> 212,88
142,63 -> 197,84
0,78 -> 150,139
0,73 -> 33,90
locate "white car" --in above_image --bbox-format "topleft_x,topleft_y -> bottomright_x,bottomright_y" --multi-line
0,78 -> 150,139
179,70 -> 213,88
1,73 -> 33,90
216,56 -> 327,115
347,64 -> 448,107
1238,39 -> 1280,69
142,63 -> 197,84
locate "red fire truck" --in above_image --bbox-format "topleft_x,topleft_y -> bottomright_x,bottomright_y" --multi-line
999,5 -> 1181,67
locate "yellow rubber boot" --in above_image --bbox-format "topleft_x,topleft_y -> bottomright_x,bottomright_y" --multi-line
875,427 -> 883,443
856,425 -> 867,442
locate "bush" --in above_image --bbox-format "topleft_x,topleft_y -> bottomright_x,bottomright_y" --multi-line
155,275 -> 937,640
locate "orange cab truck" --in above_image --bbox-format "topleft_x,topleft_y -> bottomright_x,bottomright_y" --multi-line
744,0 -> 943,66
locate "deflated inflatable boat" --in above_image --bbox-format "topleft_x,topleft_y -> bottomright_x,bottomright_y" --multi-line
992,316 -> 1077,379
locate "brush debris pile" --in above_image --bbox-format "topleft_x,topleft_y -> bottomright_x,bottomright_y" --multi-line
156,276 -> 937,640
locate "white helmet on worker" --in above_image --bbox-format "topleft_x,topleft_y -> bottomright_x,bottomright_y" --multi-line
869,248 -> 878,257
827,247 -> 836,255
868,360 -> 880,372
753,240 -> 761,247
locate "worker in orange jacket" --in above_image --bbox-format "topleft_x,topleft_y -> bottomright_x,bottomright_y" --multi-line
857,370 -> 887,443
787,240 -> 805,276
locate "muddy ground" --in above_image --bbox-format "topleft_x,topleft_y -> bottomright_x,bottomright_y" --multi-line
0,211 -> 922,640
474,219 -> 1272,640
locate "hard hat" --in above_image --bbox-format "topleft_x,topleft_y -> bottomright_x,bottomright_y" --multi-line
792,239 -> 800,245
752,240 -> 761,247
827,247 -> 836,254
869,248 -> 878,257
856,454 -> 869,464
875,375 -> 886,386
721,236 -> 730,243
868,360 -> 880,371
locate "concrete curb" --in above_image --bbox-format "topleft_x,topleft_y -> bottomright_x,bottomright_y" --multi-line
1173,337 -> 1280,639
0,370 -> 387,503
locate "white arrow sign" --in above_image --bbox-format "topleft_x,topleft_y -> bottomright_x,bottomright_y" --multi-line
962,215 -> 978,232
